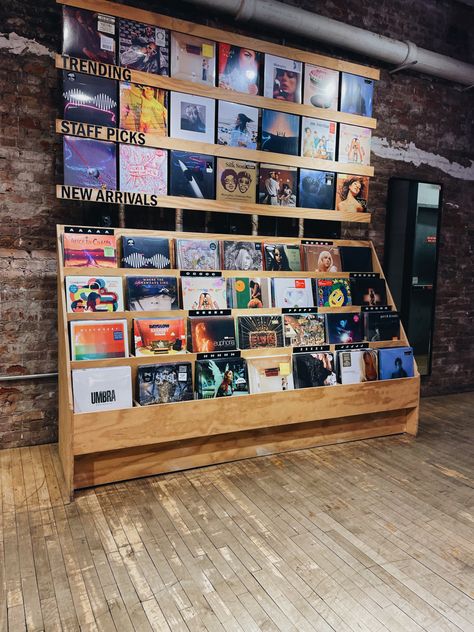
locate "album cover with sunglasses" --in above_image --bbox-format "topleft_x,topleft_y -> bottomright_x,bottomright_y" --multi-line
62,71 -> 118,127
63,136 -> 117,190
121,236 -> 171,269
119,18 -> 169,75
126,276 -> 179,311
216,158 -> 257,204
169,150 -> 215,199
62,6 -> 116,63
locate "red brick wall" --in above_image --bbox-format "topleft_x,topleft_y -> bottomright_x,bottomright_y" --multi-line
0,0 -> 472,447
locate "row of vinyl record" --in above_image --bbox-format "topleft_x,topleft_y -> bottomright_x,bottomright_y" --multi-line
62,6 -> 374,115
63,137 -> 370,212
63,230 -> 374,272
72,346 -> 414,413
63,74 -> 372,164
69,312 -> 401,360
65,274 -> 389,313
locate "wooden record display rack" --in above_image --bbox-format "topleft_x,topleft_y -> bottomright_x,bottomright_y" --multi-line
57,225 -> 420,498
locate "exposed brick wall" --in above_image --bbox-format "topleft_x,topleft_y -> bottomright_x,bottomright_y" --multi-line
0,0 -> 472,448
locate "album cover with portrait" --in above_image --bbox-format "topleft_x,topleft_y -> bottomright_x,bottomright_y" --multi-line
196,357 -> 248,398
338,124 -> 372,166
170,32 -> 216,86
169,151 -> 215,199
258,164 -> 298,207
62,72 -> 118,127
126,276 -> 179,311
216,159 -> 257,204
218,43 -> 261,95
350,277 -> 387,306
284,313 -> 326,347
261,109 -> 300,156
263,54 -> 302,103
247,355 -> 294,394
170,92 -> 216,143
303,64 -> 339,110
325,313 -> 364,344
336,349 -> 378,384
339,246 -> 373,272
181,276 -> 227,311
119,18 -> 169,75
302,244 -> 342,273
222,241 -> 263,271
316,278 -> 352,308
121,236 -> 171,269
188,316 -> 237,353
133,318 -> 187,355
175,238 -> 220,270
272,278 -> 314,309
227,278 -> 272,309
63,6 -> 116,63
378,347 -> 414,380
335,174 -> 370,213
264,243 -> 301,272
292,352 -> 336,388
119,145 -> 167,195
119,83 -> 168,139
217,101 -> 258,149
237,315 -> 284,350
137,362 -> 193,405
365,312 -> 400,342
63,136 -> 117,190
340,73 -> 374,117
65,276 -> 124,313
300,117 -> 336,160
298,170 -> 335,210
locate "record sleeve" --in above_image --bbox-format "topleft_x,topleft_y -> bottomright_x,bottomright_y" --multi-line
119,82 -> 168,139
196,357 -> 249,399
300,117 -> 336,160
181,276 -> 227,310
303,64 -> 339,110
264,243 -> 301,271
335,175 -> 370,213
63,230 -> 117,268
258,164 -> 297,207
284,313 -> 326,347
337,124 -> 372,166
175,238 -> 220,270
170,32 -> 216,86
237,315 -> 284,349
292,352 -> 336,388
216,159 -> 257,204
133,318 -> 187,355
302,244 -> 341,273
119,19 -> 169,75
65,276 -> 124,313
272,278 -> 314,309
350,277 -> 387,306
298,170 -> 335,210
247,355 -> 294,393
121,235 -> 171,269
170,92 -> 216,144
72,366 -> 132,413
227,278 -> 271,309
222,241 -> 263,271
261,109 -> 300,156
216,101 -> 258,149
325,313 -> 364,344
316,278 -> 352,308
187,316 -> 237,352
70,319 -> 128,361
336,349 -> 378,384
63,6 -> 116,63
217,43 -> 261,95
137,362 -> 193,405
340,73 -> 374,117
126,276 -> 178,311
169,151 -> 215,199
119,145 -> 167,195
63,136 -> 117,190
62,72 -> 118,127
365,312 -> 400,342
263,55 -> 302,103
339,246 -> 373,272
378,347 -> 414,380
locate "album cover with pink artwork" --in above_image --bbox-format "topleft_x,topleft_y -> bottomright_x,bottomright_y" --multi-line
119,145 -> 167,195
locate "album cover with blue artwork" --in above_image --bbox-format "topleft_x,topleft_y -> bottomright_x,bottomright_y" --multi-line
62,72 -> 118,127
63,136 -> 117,190
121,236 -> 171,269
169,150 -> 215,199
325,313 -> 364,344
340,73 -> 374,117
298,169 -> 335,210
261,109 -> 300,156
378,347 -> 414,380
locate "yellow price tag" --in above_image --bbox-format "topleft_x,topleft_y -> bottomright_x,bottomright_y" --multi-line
279,363 -> 291,376
202,44 -> 214,58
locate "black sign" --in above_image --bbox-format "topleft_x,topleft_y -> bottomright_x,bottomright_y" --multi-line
197,350 -> 241,360
189,309 -> 231,317
349,272 -> 380,279
301,239 -> 333,246
64,226 -> 114,235
180,271 -> 221,277
282,307 -> 318,314
334,342 -> 369,350
293,344 -> 330,353
361,305 -> 392,312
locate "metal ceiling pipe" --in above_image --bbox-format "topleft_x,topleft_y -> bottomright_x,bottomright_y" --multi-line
186,0 -> 474,87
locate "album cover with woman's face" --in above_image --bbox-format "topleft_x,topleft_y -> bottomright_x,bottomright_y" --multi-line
63,136 -> 117,190
196,357 -> 248,398
126,276 -> 178,311
119,18 -> 169,75
349,277 -> 387,306
170,32 -> 216,86
63,6 -> 116,63
337,124 -> 372,166
298,169 -> 335,210
303,64 -> 339,110
261,109 -> 300,156
170,92 -> 216,143
218,43 -> 261,95
216,159 -> 257,204
222,241 -> 263,271
303,244 -> 341,273
119,83 -> 168,139
263,55 -> 302,103
300,117 -> 336,160
335,174 -> 370,213
340,73 -> 374,117
63,72 -> 118,127
169,151 -> 215,199
264,243 -> 301,272
217,101 -> 258,149
119,145 -> 167,195
337,349 -> 379,384
258,164 -> 297,207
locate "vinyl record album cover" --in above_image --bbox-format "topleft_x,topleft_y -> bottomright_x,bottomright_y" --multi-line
63,231 -> 117,268
170,92 -> 216,143
62,72 -> 118,127
258,164 -> 297,207
119,19 -> 169,75
222,241 -> 263,271
119,145 -> 167,195
126,276 -> 178,311
137,363 -> 193,405
317,278 -> 352,308
247,355 -> 294,393
298,170 -> 335,210
70,319 -> 128,361
227,278 -> 271,309
303,244 -> 341,273
217,101 -> 258,149
335,175 -> 370,213
284,313 -> 326,346
300,117 -> 336,160
292,352 -> 336,388
170,32 -> 216,86
272,278 -> 314,309
196,357 -> 249,398
237,315 -> 284,349
261,109 -> 300,156
325,313 -> 363,344
350,277 -> 387,306
263,55 -> 302,103
365,312 -> 400,342
264,243 -> 301,271
218,43 -> 261,94
378,347 -> 414,380
63,136 -> 117,190
119,83 -> 168,139
63,6 -> 116,63
169,151 -> 215,199
72,366 -> 132,413
338,124 -> 372,166
216,159 -> 257,204
340,73 -> 374,117
187,316 -> 237,352
181,276 -> 227,310
176,239 -> 220,270
121,236 -> 171,269
337,349 -> 378,384
133,318 -> 186,355
303,64 -> 339,110
340,246 -> 373,272
66,276 -> 123,313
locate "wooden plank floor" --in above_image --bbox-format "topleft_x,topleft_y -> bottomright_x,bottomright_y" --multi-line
1,392 -> 473,632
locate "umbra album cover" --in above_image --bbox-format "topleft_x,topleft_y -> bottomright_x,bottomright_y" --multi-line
72,366 -> 132,413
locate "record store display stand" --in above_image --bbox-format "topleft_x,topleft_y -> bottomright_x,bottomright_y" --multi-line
57,225 -> 420,498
